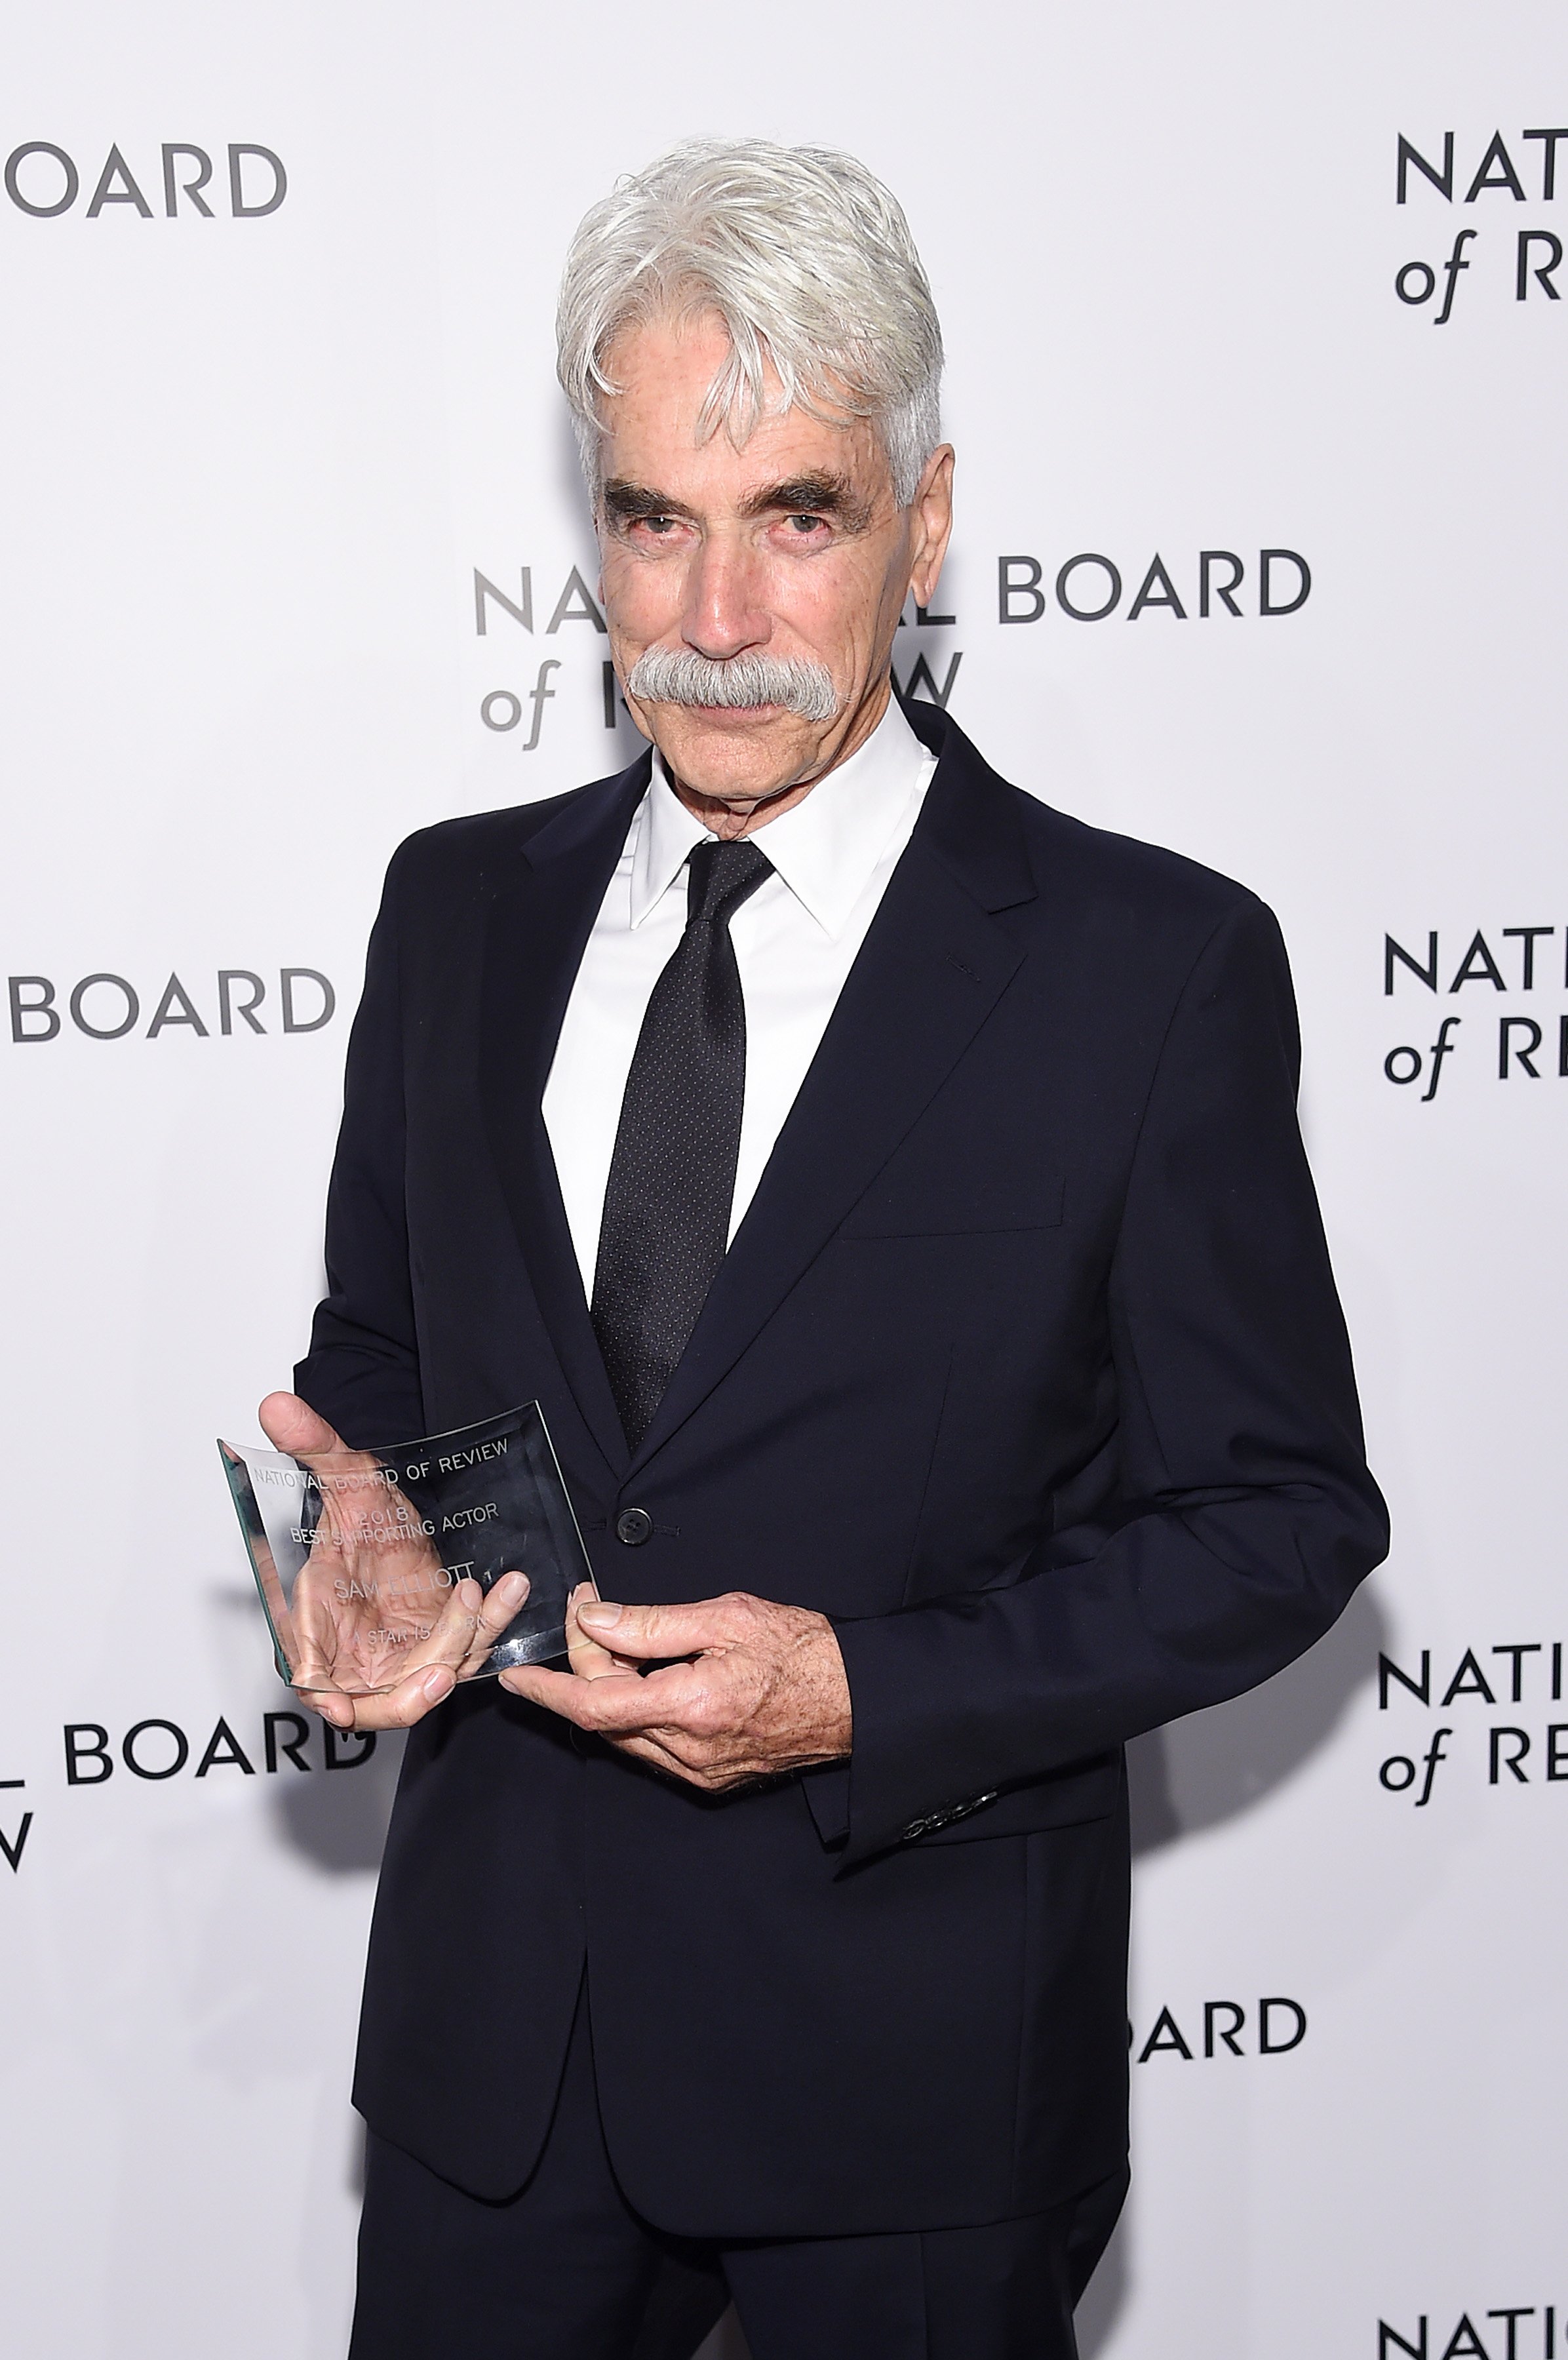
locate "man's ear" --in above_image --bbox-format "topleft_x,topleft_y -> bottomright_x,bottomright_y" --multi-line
907,445 -> 955,612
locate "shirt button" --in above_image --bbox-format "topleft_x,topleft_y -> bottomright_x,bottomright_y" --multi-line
615,1507 -> 654,1546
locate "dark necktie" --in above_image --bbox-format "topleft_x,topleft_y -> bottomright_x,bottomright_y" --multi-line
590,835 -> 774,1450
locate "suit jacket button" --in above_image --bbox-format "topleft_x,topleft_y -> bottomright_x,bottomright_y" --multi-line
615,1507 -> 654,1546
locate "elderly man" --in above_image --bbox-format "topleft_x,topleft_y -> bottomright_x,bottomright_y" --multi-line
264,140 -> 1386,2359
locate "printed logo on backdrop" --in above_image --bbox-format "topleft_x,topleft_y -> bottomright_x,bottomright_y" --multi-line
468,551 -> 1310,755
1375,1642 -> 1568,1804
997,547 -> 1310,626
1129,1996 -> 1306,2062
0,1711 -> 374,1879
1394,125 -> 1568,318
7,968 -> 334,1044
1380,2305 -> 1563,2359
3,140 -> 285,220
1381,926 -> 1568,1099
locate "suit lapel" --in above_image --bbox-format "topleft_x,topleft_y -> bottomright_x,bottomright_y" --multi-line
479,758 -> 650,1476
629,718 -> 1038,1473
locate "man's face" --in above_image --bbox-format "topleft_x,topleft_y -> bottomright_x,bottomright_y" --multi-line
594,313 -> 953,817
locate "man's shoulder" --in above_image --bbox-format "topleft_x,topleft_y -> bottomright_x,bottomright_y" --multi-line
916,703 -> 1272,945
382,764 -> 646,903
1011,784 -> 1265,931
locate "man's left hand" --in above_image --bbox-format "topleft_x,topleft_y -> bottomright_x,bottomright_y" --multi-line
500,1589 -> 852,1790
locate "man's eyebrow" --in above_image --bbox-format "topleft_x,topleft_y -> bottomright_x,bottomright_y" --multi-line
738,473 -> 872,526
599,472 -> 876,530
600,479 -> 694,521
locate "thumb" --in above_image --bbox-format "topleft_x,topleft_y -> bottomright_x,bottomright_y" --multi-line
576,1597 -> 728,1660
260,1390 -> 347,1460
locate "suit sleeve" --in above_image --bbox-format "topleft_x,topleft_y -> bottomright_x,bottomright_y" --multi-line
829,894 -> 1390,1867
293,839 -> 427,1449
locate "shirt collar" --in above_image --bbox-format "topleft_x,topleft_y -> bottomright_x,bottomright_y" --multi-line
633,695 -> 931,939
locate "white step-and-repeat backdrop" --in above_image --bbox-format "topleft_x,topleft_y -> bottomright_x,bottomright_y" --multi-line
3,5 -> 1564,2354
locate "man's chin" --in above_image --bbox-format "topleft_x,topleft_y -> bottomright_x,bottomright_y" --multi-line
647,705 -> 822,802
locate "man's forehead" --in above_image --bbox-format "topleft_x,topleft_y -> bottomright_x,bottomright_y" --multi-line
598,400 -> 888,515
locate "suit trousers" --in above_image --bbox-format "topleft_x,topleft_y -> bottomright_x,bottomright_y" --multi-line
348,1983 -> 1126,2360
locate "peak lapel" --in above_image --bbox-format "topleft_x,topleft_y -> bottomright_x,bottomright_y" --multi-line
627,724 -> 1038,1474
479,761 -> 650,1476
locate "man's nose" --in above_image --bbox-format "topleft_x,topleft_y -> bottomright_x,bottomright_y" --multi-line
680,534 -> 772,659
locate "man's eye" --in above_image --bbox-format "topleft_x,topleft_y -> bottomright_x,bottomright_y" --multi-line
639,515 -> 678,535
785,513 -> 826,534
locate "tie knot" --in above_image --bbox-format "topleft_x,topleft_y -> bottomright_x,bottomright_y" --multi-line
686,835 -> 774,930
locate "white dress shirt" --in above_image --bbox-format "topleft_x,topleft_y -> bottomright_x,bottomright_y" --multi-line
542,696 -> 937,1295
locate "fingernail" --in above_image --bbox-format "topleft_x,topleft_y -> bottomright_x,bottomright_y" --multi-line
579,1601 -> 621,1630
496,1571 -> 529,1606
423,1667 -> 454,1701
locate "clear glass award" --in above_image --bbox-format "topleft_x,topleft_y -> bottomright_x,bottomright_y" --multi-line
218,1404 -> 595,1696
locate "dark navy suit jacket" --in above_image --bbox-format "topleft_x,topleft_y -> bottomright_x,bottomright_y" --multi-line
296,701 -> 1388,2235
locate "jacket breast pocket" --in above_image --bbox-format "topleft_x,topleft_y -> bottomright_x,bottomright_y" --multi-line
842,1164 -> 1065,1239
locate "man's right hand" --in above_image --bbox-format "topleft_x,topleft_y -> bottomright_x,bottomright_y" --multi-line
258,1392 -> 530,1733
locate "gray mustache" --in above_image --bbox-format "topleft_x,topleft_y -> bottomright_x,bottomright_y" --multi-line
625,646 -> 838,722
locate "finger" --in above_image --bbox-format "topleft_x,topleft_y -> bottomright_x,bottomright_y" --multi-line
259,1390 -> 347,1459
586,1720 -> 772,1789
300,1682 -> 357,1729
562,1583 -> 626,1682
456,1571 -> 529,1676
418,1578 -> 495,1671
502,1657 -> 713,1737
357,1577 -> 487,1689
496,1678 -> 720,1782
573,1596 -> 747,1662
297,1662 -> 455,1731
477,1569 -> 530,1639
606,1734 -> 757,1789
498,1661 -> 611,1722
499,1661 -> 666,1727
372,1662 -> 458,1727
492,1665 -> 686,1773
600,1732 -> 696,1779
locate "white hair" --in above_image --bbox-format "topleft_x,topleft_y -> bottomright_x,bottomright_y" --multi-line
626,644 -> 838,721
557,138 -> 943,508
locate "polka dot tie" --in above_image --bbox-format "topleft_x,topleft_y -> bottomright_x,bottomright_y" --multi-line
590,835 -> 774,1450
